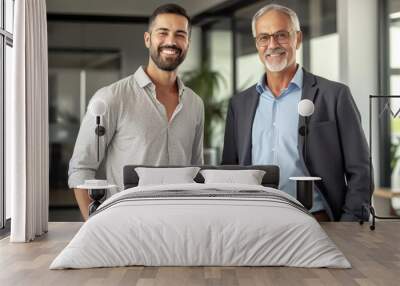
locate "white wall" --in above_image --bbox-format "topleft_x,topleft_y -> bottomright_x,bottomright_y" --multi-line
338,0 -> 378,136
310,33 -> 339,82
338,0 -> 379,184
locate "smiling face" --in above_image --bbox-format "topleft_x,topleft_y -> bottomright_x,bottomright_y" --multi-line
144,13 -> 190,72
254,10 -> 302,73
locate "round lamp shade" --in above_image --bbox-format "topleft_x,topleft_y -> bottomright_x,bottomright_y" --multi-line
298,99 -> 314,117
88,99 -> 107,116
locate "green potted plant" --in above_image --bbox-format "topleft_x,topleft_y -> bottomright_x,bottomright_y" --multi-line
391,137 -> 400,172
182,64 -> 227,153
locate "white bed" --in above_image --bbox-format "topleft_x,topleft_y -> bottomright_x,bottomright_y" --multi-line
50,183 -> 351,269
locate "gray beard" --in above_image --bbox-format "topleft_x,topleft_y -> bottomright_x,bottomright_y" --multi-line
264,57 -> 288,72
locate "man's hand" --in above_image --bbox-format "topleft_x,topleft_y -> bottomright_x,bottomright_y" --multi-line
73,188 -> 93,221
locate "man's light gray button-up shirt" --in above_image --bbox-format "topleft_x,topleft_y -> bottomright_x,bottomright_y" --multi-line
68,66 -> 204,193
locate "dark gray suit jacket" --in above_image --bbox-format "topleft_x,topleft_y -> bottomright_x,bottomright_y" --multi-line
221,68 -> 372,221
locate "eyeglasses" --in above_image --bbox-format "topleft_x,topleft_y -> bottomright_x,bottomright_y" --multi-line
255,30 -> 296,47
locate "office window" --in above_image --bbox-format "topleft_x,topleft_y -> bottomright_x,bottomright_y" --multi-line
389,3 -> 400,161
0,36 -> 3,230
208,19 -> 233,149
48,48 -> 122,221
4,44 -> 11,221
1,0 -> 14,229
47,21 -> 148,221
388,0 -> 400,212
5,0 -> 13,33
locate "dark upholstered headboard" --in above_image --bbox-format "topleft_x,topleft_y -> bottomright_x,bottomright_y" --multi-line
123,165 -> 279,189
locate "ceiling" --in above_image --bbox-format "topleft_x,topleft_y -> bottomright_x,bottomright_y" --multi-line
46,0 -> 229,17
390,0 -> 400,14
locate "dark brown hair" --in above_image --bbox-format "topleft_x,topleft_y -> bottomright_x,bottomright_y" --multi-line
148,3 -> 191,34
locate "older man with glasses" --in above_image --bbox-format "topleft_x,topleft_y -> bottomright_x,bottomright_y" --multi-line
222,4 -> 371,222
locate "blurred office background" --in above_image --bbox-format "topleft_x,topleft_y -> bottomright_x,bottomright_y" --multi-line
1,0 -> 400,223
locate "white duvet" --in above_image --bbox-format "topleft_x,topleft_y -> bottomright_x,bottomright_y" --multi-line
50,183 -> 351,269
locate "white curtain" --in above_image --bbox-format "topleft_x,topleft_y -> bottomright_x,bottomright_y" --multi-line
9,0 -> 49,242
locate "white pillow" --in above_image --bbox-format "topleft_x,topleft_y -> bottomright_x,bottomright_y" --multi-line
135,167 -> 200,186
200,169 -> 266,185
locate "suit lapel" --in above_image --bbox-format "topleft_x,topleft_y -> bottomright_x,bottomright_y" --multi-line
242,87 -> 260,165
298,68 -> 319,159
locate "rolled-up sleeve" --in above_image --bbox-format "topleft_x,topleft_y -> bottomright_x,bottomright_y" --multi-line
68,88 -> 119,188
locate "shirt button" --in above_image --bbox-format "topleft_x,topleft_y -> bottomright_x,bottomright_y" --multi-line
273,122 -> 276,126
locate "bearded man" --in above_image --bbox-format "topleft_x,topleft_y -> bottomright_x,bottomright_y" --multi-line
221,4 -> 371,222
68,4 -> 204,220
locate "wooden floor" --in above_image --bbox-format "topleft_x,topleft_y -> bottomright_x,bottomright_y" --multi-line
0,222 -> 399,286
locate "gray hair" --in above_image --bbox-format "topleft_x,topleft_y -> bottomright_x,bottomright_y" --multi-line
251,4 -> 301,37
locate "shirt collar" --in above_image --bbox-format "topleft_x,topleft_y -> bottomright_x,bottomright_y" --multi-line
176,75 -> 185,97
256,65 -> 303,95
291,65 -> 303,89
134,66 -> 185,98
134,66 -> 153,88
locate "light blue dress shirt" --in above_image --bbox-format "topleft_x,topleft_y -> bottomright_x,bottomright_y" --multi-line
252,67 -> 324,212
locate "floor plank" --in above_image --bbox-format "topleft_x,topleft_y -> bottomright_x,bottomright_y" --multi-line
0,222 -> 399,286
